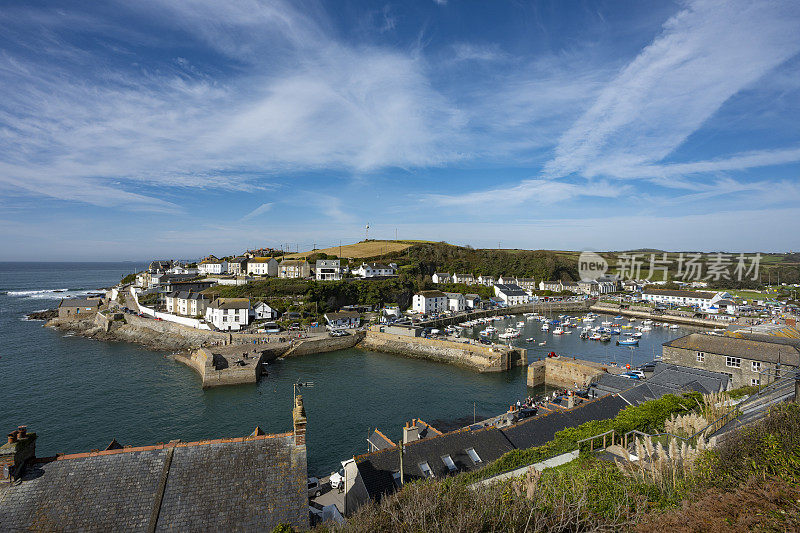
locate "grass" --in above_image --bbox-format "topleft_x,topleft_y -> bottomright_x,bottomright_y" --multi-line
283,240 -> 412,259
726,289 -> 764,301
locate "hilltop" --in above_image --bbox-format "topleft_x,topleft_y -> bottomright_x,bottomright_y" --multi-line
282,240 -> 421,259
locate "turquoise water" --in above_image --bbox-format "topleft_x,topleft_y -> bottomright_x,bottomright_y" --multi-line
0,263 -> 698,476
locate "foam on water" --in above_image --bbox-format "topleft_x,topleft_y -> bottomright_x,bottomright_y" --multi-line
6,288 -> 95,300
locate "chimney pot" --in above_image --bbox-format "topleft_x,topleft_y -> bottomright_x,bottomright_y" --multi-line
7,432 -> 16,444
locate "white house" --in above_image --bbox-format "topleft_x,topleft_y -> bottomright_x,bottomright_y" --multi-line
315,259 -> 342,281
641,289 -> 726,311
252,301 -> 278,320
205,298 -> 250,331
432,273 -> 451,284
494,284 -> 529,306
477,275 -> 496,286
165,291 -> 208,317
539,280 -> 562,292
278,260 -> 311,278
353,263 -> 397,278
452,273 -> 475,285
516,278 -> 537,292
198,260 -> 227,275
324,311 -> 361,329
412,290 -> 448,314
443,292 -> 466,312
465,294 -> 481,309
168,264 -> 199,276
246,257 -> 279,277
497,276 -> 516,285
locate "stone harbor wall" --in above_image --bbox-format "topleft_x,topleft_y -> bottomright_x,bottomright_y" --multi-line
359,330 -> 516,372
527,357 -> 624,388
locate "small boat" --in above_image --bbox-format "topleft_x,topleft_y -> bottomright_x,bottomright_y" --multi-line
614,315 -> 624,320
517,321 -> 525,327
617,338 -> 639,346
669,324 -> 679,329
589,333 -> 602,340
541,323 -> 550,331
640,326 -> 652,332
600,334 -> 612,342
601,321 -> 611,326
563,329 -> 573,334
553,327 -> 564,335
579,331 -> 589,339
538,341 -> 547,346
609,328 -> 621,335
526,337 -> 535,342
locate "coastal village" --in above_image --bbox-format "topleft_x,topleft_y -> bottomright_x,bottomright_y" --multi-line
4,242 -> 800,529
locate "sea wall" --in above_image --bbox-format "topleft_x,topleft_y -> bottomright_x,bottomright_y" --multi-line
359,330 -> 519,372
590,303 -> 730,329
527,357 -> 617,388
281,332 -> 364,357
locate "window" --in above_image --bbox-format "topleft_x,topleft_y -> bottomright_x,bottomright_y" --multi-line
392,471 -> 403,487
441,455 -> 457,472
465,448 -> 482,464
726,357 -> 741,368
751,361 -> 761,372
751,378 -> 760,386
418,462 -> 434,478
696,352 -> 705,363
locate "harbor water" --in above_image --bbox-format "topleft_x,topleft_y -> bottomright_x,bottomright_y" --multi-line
0,262 -> 699,476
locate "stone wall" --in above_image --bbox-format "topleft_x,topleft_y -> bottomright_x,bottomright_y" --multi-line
527,357 -> 620,388
282,332 -> 364,358
590,303 -> 726,328
359,330 -> 511,372
661,345 -> 794,389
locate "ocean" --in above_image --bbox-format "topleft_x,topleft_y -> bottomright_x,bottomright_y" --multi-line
0,262 -> 698,476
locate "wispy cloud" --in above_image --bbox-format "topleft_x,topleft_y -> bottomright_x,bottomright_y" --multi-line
425,178 -> 625,207
241,202 -> 274,221
544,0 -> 800,179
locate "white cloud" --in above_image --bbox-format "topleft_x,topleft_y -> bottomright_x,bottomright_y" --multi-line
544,0 -> 800,179
425,178 -> 624,207
241,202 -> 274,221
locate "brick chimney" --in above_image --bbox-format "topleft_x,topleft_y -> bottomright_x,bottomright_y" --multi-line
403,420 -> 420,444
292,395 -> 307,446
1,426 -> 36,482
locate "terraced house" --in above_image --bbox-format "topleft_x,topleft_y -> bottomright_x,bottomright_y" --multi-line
246,256 -> 279,277
205,298 -> 250,331
279,259 -> 311,279
662,332 -> 800,388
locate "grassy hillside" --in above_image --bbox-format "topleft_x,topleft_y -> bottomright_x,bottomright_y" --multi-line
283,240 -> 414,259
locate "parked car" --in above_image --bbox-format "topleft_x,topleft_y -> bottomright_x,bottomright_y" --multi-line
307,476 -> 325,498
621,371 -> 642,380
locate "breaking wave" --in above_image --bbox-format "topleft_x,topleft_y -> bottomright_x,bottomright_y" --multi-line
5,288 -> 98,300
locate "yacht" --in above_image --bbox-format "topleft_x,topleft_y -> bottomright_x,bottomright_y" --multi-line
553,327 -> 564,335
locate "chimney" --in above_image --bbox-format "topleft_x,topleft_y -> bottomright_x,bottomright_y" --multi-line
403,421 -> 420,444
567,391 -> 575,409
1,426 -> 36,482
292,395 -> 307,446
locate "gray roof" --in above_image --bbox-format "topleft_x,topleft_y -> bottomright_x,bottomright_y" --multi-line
58,298 -> 99,308
494,283 -> 528,296
418,290 -> 447,298
208,298 -> 250,310
643,289 -> 717,299
664,333 -> 800,366
0,434 -> 307,531
443,292 -> 465,299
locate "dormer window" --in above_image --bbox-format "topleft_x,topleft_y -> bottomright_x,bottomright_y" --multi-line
418,462 -> 434,478
441,455 -> 457,472
465,448 -> 482,464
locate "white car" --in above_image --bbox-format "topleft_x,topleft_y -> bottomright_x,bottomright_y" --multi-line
329,469 -> 344,489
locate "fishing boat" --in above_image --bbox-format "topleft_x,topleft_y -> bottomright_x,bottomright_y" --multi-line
600,334 -> 612,342
563,329 -> 573,334
579,331 -> 589,339
640,326 -> 652,332
552,327 -> 564,335
589,333 -> 602,341
538,341 -> 547,346
517,321 -> 525,327
609,328 -> 621,335
541,323 -> 550,331
614,315 -> 624,320
526,337 -> 535,342
617,338 -> 639,346
669,324 -> 679,329
601,320 -> 612,326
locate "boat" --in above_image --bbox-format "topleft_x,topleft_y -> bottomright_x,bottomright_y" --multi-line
517,321 -> 525,327
669,324 -> 679,329
589,333 -> 602,340
526,337 -> 535,342
600,334 -> 612,342
553,327 -> 564,335
579,331 -> 589,339
625,332 -> 642,338
617,338 -> 639,346
609,328 -> 621,335
541,323 -> 550,331
563,329 -> 573,334
601,321 -> 611,326
538,341 -> 547,346
640,326 -> 652,332
614,315 -> 624,320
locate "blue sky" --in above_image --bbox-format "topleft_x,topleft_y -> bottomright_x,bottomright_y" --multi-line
1,0 -> 799,260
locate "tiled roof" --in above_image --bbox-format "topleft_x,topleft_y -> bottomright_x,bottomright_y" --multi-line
208,298 -> 250,309
0,433 -> 307,531
325,311 -> 360,320
249,256 -> 275,263
355,426 -> 514,501
500,395 -> 628,450
664,333 -> 800,366
58,298 -> 99,308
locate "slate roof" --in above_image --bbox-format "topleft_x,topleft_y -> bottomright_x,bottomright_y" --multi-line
664,333 -> 800,366
249,256 -> 275,263
355,426 -> 514,501
368,429 -> 395,451
0,433 -> 307,532
325,311 -> 360,320
418,290 -> 447,298
643,289 -> 717,299
58,298 -> 100,308
494,283 -> 528,296
500,394 -> 628,450
208,297 -> 250,310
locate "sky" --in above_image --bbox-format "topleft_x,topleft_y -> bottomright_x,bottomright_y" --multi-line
1,0 -> 799,260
